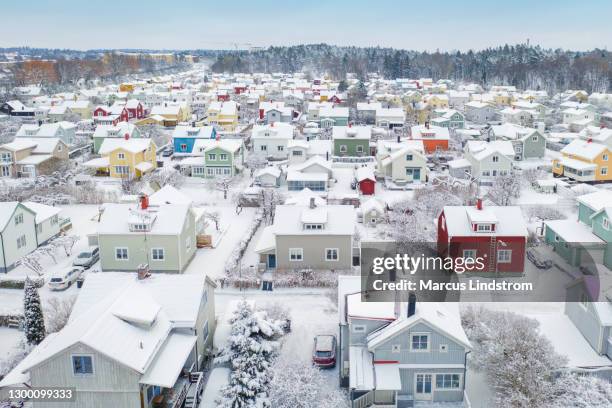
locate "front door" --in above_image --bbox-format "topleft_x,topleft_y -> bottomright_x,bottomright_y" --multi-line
268,254 -> 276,269
414,373 -> 433,401
412,168 -> 421,182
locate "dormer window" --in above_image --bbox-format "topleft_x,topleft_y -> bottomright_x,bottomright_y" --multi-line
130,223 -> 151,232
406,154 -> 413,161
476,223 -> 492,232
304,223 -> 323,230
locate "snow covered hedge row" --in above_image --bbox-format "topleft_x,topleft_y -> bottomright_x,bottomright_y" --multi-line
222,268 -> 345,289
0,277 -> 44,289
223,209 -> 264,278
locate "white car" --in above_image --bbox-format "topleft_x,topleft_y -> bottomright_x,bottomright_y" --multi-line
48,267 -> 84,291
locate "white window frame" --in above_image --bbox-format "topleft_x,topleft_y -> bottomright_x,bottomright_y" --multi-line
476,224 -> 492,232
340,144 -> 348,153
289,248 -> 303,261
356,145 -> 364,153
115,165 -> 130,175
391,344 -> 401,353
325,248 -> 339,261
151,248 -> 165,261
435,373 -> 461,390
601,167 -> 608,176
71,354 -> 95,377
439,344 -> 449,353
115,247 -> 129,260
117,152 -> 125,160
603,217 -> 610,230
208,153 -> 216,161
219,153 -> 228,161
497,249 -> 512,263
410,333 -> 430,352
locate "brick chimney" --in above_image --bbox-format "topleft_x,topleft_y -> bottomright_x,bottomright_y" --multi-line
476,198 -> 483,210
124,133 -> 130,140
139,194 -> 149,210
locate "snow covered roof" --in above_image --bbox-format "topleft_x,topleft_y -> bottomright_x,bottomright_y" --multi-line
284,188 -> 326,206
289,155 -> 333,173
135,161 -> 154,172
349,346 -> 374,390
366,302 -> 470,350
16,154 -> 53,165
561,139 -> 607,160
410,124 -> 449,140
99,138 -> 153,154
442,205 -> 528,237
172,125 -> 215,139
355,166 -> 375,182
346,292 -> 396,321
22,202 -> 61,223
272,204 -> 356,236
448,158 -> 471,169
559,157 -> 597,171
544,219 -> 605,243
255,166 -> 281,178
139,333 -> 197,388
193,138 -> 242,154
332,125 -> 371,140
0,140 -> 37,151
252,123 -> 294,139
465,140 -> 515,160
82,156 -> 110,168
97,203 -> 191,235
576,190 -> 612,212
360,198 -> 385,215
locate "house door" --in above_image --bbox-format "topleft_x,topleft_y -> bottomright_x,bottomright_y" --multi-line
412,168 -> 421,181
414,374 -> 433,401
268,254 -> 276,269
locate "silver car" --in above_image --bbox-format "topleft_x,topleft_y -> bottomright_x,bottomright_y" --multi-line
73,247 -> 100,269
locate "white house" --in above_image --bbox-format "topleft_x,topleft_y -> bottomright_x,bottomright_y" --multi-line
251,123 -> 294,159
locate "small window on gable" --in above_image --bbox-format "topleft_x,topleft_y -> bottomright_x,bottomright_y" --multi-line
391,344 -> 401,353
603,217 -> 610,230
352,325 -> 366,333
439,344 -> 448,353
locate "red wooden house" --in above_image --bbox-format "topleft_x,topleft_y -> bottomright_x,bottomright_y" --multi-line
125,99 -> 144,119
437,200 -> 528,274
234,85 -> 247,94
328,94 -> 342,104
355,166 -> 376,195
93,106 -> 111,117
217,91 -> 230,102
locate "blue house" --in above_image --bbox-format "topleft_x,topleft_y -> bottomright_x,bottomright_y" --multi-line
338,276 -> 471,408
172,126 -> 217,155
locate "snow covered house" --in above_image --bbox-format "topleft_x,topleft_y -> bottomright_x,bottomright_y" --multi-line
254,166 -> 282,187
375,108 -> 406,129
15,122 -> 77,146
251,122 -> 294,159
0,202 -> 38,273
95,197 -> 196,273
552,139 -> 612,183
464,101 -> 497,124
255,202 -> 356,272
355,166 -> 376,195
0,136 -> 69,179
172,125 -> 217,155
437,201 -> 528,275
85,138 -> 156,179
431,109 -> 464,129
92,122 -> 142,153
286,156 -> 333,191
356,102 -> 383,124
333,126 -> 372,157
409,124 -> 449,153
180,139 -> 244,178
375,139 -> 428,184
453,140 -> 514,182
0,272 -> 216,408
22,201 -> 62,245
319,106 -> 349,128
338,275 -> 471,407
358,198 -> 385,226
488,124 -> 546,161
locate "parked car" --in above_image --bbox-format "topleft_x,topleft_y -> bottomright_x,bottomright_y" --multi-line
526,247 -> 553,269
312,334 -> 337,368
72,247 -> 100,269
162,148 -> 174,157
48,267 -> 84,290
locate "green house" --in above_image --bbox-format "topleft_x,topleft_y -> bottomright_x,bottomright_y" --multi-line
186,139 -> 244,178
590,208 -> 612,269
93,123 -> 141,154
332,126 -> 371,157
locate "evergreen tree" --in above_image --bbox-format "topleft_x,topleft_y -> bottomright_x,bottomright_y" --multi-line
216,300 -> 284,407
337,79 -> 348,92
23,278 -> 46,345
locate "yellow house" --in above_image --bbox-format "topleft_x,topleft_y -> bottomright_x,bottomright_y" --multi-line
553,139 -> 611,183
423,94 -> 449,110
207,101 -> 238,131
150,104 -> 189,126
84,138 -> 157,179
119,83 -> 135,93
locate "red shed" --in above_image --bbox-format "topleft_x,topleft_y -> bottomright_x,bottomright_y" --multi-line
437,200 -> 528,274
356,167 -> 376,195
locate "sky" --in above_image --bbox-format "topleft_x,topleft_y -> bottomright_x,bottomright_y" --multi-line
0,0 -> 610,52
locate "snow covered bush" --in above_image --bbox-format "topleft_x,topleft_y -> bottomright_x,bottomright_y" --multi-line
525,206 -> 566,222
23,278 -> 46,345
550,372 -> 612,408
142,166 -> 184,188
486,174 -> 522,206
223,210 -> 263,278
268,356 -> 348,408
462,307 -> 567,408
44,296 -> 76,334
215,300 -> 284,407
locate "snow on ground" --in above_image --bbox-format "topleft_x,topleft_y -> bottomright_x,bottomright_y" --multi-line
201,367 -> 230,407
214,289 -> 340,387
0,328 -> 23,361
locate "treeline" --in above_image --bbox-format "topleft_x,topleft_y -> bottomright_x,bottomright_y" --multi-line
6,52 -> 191,86
210,43 -> 612,93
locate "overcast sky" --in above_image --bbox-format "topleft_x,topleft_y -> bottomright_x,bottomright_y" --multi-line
1,0 -> 610,51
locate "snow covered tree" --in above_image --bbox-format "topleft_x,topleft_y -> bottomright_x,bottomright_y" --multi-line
45,296 -> 76,334
216,300 -> 284,407
462,307 -> 567,408
487,174 -> 522,206
550,372 -> 612,408
23,278 -> 46,345
269,356 -> 348,408
142,167 -> 185,188
260,188 -> 283,225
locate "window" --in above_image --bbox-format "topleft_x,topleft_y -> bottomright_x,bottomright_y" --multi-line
352,325 -> 366,333
532,135 -> 538,141
72,355 -> 93,375
115,165 -> 130,175
203,320 -> 210,341
51,215 -> 58,226
482,170 -> 490,177
603,217 -> 610,230
289,248 -> 303,261
277,146 -> 284,152
325,248 -> 339,261
462,249 -> 477,261
340,145 -> 347,153
206,168 -> 214,176
476,224 -> 492,232
406,154 -> 413,161
356,145 -> 364,153
180,143 -> 187,152
223,168 -> 231,175
115,247 -> 128,260
151,248 -> 165,261
220,153 -> 228,160
492,155 -> 499,163
391,344 -> 401,353
497,249 -> 512,263
208,153 -> 216,160
436,374 -> 460,389
14,213 -> 23,225
260,145 -> 267,151
601,167 -> 608,176
603,154 -> 609,161
304,223 -> 323,230
117,152 -> 125,159
411,334 -> 430,351
439,344 -> 448,353
192,167 -> 205,176
292,150 -> 303,156
16,235 -> 26,249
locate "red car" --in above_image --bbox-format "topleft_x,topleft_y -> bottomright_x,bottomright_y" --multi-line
312,335 -> 337,368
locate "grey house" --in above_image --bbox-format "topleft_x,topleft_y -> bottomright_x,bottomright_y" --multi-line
0,272 -> 216,408
489,125 -> 546,160
0,202 -> 38,273
338,276 -> 471,407
255,202 -> 356,272
96,200 -> 196,273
